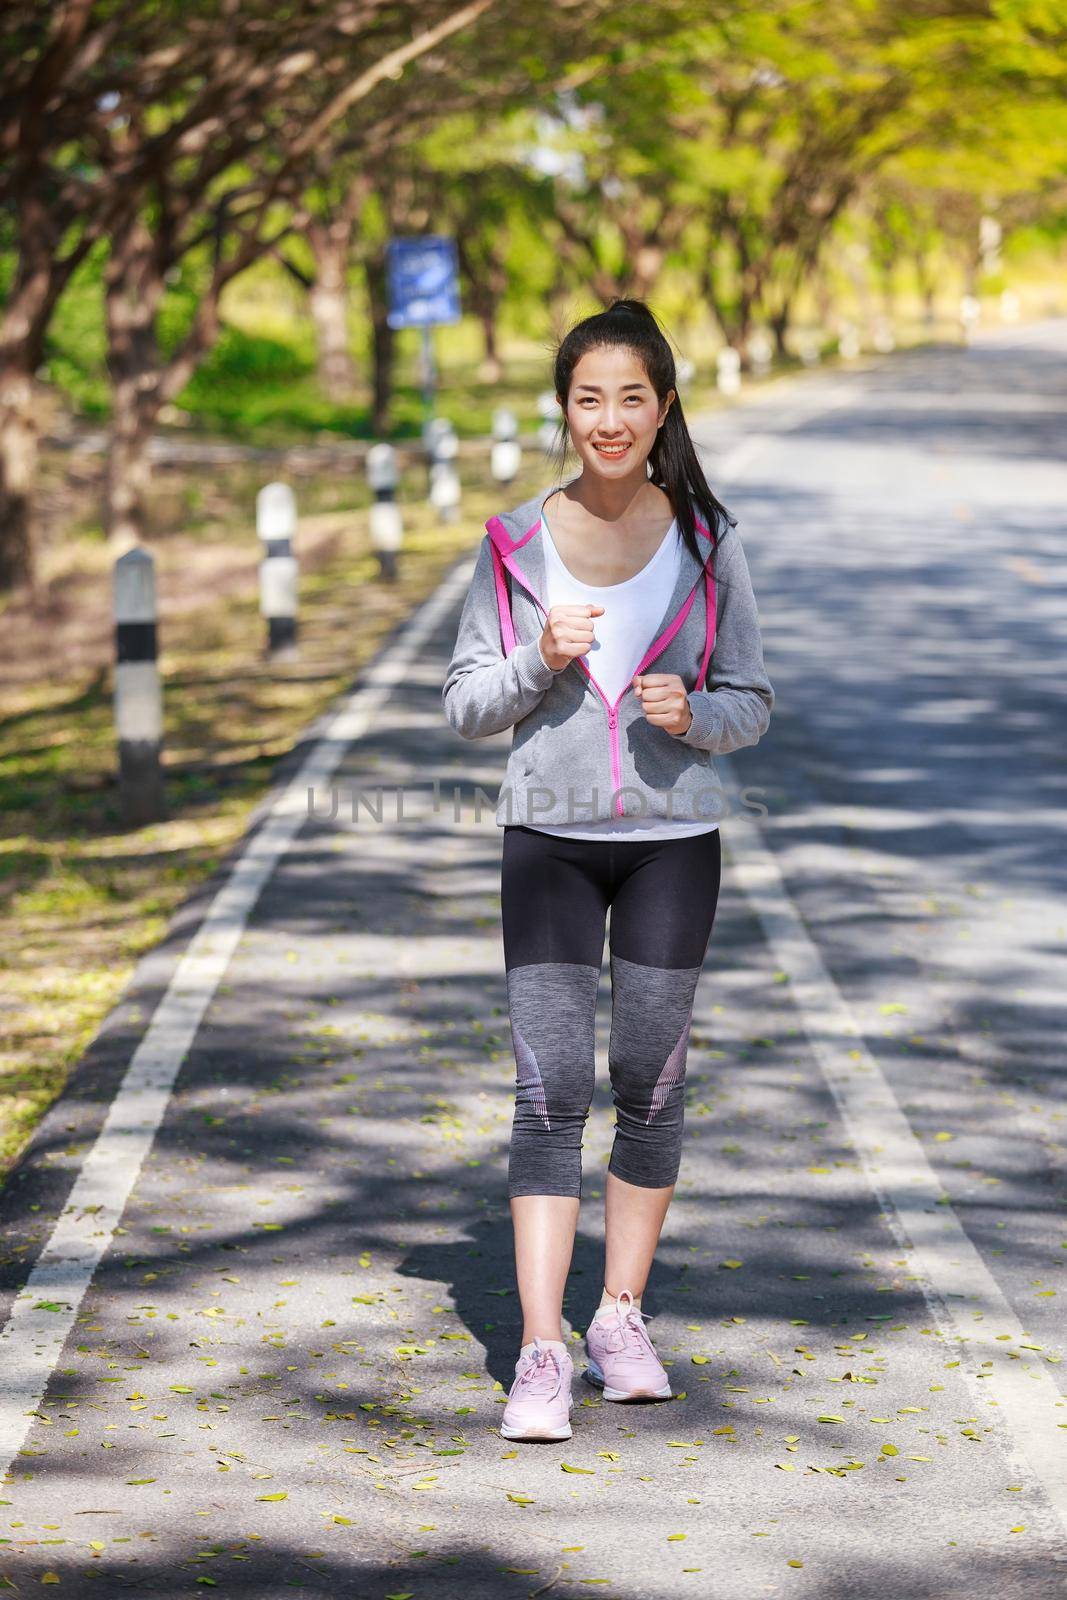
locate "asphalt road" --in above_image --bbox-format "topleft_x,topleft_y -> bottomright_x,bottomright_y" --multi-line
0,321 -> 1065,1597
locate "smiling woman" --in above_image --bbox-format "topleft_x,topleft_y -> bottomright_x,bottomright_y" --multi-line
441,296 -> 775,1445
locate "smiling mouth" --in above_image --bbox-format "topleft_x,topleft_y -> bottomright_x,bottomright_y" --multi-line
592,442 -> 631,457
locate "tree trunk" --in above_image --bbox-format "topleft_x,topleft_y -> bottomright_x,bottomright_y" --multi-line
0,192 -> 90,592
364,250 -> 395,436
704,214 -> 758,360
452,220 -> 501,383
879,251 -> 899,320
477,307 -> 502,383
914,253 -> 937,329
104,213 -> 165,554
702,271 -> 753,357
105,402 -> 157,557
0,358 -> 40,594
307,221 -> 357,401
770,302 -> 793,361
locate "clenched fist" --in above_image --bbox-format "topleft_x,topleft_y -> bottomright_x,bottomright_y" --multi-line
632,673 -> 694,736
539,602 -> 606,672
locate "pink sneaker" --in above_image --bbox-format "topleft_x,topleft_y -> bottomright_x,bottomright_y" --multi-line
500,1337 -> 574,1441
584,1288 -> 672,1401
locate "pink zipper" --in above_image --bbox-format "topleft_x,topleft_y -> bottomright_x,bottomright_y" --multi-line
573,584 -> 700,815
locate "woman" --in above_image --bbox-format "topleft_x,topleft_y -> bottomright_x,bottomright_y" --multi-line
442,299 -> 774,1442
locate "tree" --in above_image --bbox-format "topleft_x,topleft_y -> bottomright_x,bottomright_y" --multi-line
0,0 -> 499,583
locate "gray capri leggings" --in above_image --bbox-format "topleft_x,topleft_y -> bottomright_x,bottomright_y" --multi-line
500,823 -> 722,1199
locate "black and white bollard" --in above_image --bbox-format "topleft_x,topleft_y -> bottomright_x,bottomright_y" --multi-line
426,418 -> 461,523
959,294 -> 980,347
837,322 -> 860,361
716,347 -> 741,395
491,407 -> 521,485
748,328 -> 773,378
536,389 -> 560,455
113,546 -> 164,827
256,481 -> 299,661
366,442 -> 403,581
796,329 -> 821,368
872,317 -> 896,354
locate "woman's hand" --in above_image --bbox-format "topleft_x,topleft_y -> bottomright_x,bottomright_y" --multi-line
539,603 -> 606,672
632,672 -> 694,736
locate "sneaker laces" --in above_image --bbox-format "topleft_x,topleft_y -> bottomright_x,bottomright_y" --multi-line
512,1339 -> 567,1399
597,1292 -> 658,1358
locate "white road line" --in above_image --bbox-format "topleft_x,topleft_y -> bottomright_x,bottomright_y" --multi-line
0,560 -> 473,1477
717,794 -> 1067,1549
713,394 -> 1067,1552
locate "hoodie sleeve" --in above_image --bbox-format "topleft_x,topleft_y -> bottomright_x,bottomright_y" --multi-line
673,521 -> 774,754
442,535 -> 564,740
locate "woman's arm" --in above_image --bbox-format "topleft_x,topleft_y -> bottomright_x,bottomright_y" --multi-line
442,536 -> 563,740
674,523 -> 774,753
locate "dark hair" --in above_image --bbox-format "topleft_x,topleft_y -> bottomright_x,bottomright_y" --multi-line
547,297 -> 736,566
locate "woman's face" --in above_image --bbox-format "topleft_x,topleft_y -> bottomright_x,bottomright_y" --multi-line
560,345 -> 674,481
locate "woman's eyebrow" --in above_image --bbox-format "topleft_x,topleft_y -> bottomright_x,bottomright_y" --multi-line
573,382 -> 649,393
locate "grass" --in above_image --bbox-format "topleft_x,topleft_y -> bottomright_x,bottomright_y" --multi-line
0,457 -> 549,1177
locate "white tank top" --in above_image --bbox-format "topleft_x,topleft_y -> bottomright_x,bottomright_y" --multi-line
526,504 -> 719,842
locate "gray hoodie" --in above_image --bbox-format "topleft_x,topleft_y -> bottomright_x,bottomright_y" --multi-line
441,480 -> 774,827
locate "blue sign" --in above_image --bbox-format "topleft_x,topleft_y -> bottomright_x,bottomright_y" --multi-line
386,236 -> 461,329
